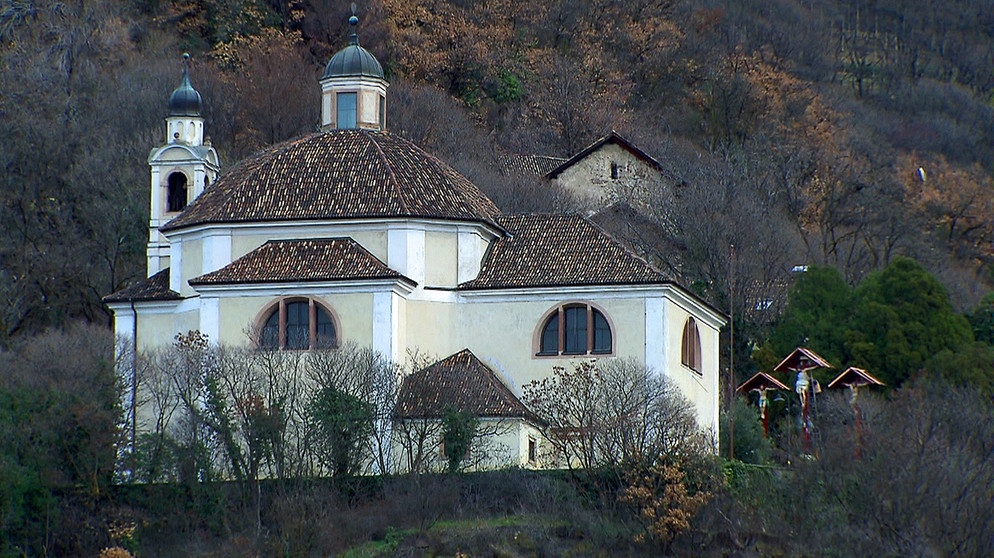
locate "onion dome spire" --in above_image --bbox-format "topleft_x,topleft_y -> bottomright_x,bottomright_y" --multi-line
168,53 -> 203,117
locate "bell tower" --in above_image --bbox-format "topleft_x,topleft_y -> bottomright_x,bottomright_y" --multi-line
147,54 -> 220,276
320,14 -> 388,131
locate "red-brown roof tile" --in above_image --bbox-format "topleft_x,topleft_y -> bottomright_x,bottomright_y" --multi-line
395,349 -> 540,423
103,269 -> 181,303
189,238 -> 409,285
161,130 -> 501,232
460,214 -> 669,290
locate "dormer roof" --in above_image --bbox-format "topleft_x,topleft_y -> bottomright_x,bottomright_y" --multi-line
189,238 -> 411,286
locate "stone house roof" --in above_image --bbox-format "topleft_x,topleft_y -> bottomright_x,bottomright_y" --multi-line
544,131 -> 663,179
161,130 -> 502,232
459,213 -> 670,290
189,238 -> 411,286
493,152 -> 567,177
394,349 -> 540,423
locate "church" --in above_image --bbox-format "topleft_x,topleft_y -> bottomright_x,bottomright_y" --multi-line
104,20 -> 725,470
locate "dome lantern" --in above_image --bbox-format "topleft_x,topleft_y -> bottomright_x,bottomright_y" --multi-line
320,14 -> 388,131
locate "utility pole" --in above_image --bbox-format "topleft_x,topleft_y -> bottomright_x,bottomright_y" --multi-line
728,243 -> 735,461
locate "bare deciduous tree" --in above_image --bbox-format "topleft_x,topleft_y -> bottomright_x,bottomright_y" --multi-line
523,358 -> 710,470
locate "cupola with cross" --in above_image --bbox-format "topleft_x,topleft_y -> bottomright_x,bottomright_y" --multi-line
146,54 -> 221,276
320,14 -> 388,131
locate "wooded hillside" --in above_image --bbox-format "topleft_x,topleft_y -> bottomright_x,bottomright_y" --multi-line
2,0 -> 993,344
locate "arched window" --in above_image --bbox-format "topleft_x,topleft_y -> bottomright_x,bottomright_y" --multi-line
681,317 -> 702,373
167,172 -> 188,212
538,303 -> 612,356
258,298 -> 338,350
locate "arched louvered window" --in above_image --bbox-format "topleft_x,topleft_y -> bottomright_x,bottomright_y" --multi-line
681,317 -> 703,373
167,172 -> 188,212
258,298 -> 338,350
538,303 -> 613,356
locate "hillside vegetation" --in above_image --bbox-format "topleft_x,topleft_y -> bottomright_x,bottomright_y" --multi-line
2,0 -> 994,344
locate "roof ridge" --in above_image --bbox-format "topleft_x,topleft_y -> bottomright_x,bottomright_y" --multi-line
365,130 -> 410,214
582,214 -> 666,276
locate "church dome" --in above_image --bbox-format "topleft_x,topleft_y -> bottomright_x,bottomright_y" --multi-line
321,36 -> 384,80
168,60 -> 203,116
160,130 -> 501,232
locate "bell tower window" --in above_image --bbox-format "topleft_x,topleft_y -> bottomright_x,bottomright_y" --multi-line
337,92 -> 357,129
167,172 -> 188,212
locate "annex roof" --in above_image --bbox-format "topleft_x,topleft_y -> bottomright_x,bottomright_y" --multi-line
395,349 -> 540,423
544,131 -> 663,179
189,238 -> 410,286
459,213 -> 669,290
103,269 -> 181,303
161,130 -> 502,232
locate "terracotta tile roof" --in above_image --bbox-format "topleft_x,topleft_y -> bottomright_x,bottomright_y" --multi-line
545,131 -> 663,179
395,349 -> 541,423
103,269 -> 181,303
189,238 -> 409,286
161,130 -> 502,232
459,214 -> 669,290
